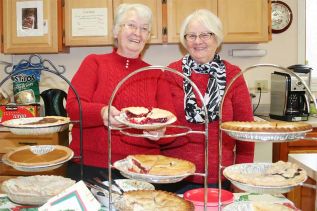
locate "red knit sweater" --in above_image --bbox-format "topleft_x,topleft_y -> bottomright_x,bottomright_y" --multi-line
66,49 -> 175,168
163,59 -> 255,184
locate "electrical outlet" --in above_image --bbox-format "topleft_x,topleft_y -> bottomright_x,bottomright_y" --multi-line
255,80 -> 269,93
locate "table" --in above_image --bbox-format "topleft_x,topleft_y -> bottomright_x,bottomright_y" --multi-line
288,153 -> 317,210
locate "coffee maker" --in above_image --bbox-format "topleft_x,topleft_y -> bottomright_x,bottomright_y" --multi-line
269,65 -> 312,121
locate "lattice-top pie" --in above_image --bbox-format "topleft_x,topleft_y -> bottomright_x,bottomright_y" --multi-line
221,121 -> 312,132
224,161 -> 307,187
115,190 -> 194,211
126,154 -> 196,176
121,107 -> 176,124
4,145 -> 73,167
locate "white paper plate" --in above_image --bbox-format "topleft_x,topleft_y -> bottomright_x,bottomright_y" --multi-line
115,112 -> 176,130
1,116 -> 70,135
223,201 -> 297,211
223,163 -> 307,194
113,159 -> 193,184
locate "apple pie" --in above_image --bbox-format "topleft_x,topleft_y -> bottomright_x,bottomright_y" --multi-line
126,154 -> 196,176
114,190 -> 194,211
223,161 -> 307,187
121,107 -> 176,125
221,121 -> 312,132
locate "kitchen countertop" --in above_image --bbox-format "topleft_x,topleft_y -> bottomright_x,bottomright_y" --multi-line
288,153 -> 317,210
255,115 -> 317,128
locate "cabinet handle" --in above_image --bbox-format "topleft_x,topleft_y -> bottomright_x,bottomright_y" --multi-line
18,142 -> 37,145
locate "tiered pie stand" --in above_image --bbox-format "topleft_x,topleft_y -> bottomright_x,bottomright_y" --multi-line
0,54 -> 84,179
107,66 -> 211,210
218,64 -> 317,210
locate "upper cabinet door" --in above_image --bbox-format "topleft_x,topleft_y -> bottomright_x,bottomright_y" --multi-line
64,0 -> 113,46
113,0 -> 162,44
2,0 -> 62,54
167,0 -> 217,43
218,0 -> 271,43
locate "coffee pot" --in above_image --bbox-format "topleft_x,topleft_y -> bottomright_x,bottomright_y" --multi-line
40,89 -> 67,117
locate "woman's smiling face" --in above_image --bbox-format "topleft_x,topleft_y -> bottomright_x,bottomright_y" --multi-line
185,20 -> 218,64
116,10 -> 150,58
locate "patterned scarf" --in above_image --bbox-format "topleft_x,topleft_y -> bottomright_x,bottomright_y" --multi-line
182,53 -> 226,123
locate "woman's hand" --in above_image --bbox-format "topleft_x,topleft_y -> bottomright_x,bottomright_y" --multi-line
101,105 -> 123,128
143,127 -> 166,141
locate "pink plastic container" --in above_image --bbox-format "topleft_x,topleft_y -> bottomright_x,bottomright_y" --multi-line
183,188 -> 234,211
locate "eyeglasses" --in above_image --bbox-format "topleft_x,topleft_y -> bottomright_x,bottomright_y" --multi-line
184,32 -> 214,42
121,23 -> 150,34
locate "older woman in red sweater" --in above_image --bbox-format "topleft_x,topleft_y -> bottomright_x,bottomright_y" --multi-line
161,9 -> 255,193
66,3 -> 174,181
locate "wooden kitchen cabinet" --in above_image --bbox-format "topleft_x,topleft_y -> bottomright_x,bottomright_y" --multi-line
0,130 -> 69,176
166,0 -> 217,43
218,0 -> 271,43
64,0 -> 114,46
2,0 -> 64,54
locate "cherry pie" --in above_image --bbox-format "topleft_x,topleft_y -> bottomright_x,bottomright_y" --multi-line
122,107 -> 176,125
126,154 -> 196,176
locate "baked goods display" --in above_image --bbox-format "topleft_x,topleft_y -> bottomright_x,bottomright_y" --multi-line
1,116 -> 70,135
2,145 -> 74,172
223,161 -> 307,193
116,107 -> 177,130
1,175 -> 75,205
114,190 -> 194,211
221,121 -> 312,132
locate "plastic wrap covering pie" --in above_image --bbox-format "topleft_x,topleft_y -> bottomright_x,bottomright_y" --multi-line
221,121 -> 312,132
115,107 -> 177,130
223,161 -> 307,190
114,190 -> 194,211
1,175 -> 75,205
1,116 -> 70,135
2,145 -> 74,172
114,155 -> 196,183
223,201 -> 297,211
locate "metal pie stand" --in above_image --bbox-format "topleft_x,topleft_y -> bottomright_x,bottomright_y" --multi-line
218,64 -> 317,210
0,54 -> 84,179
107,66 -> 210,210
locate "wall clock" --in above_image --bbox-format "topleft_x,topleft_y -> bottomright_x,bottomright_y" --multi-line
271,1 -> 293,33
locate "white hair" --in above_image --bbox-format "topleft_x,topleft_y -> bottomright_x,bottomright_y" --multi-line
179,9 -> 223,48
113,3 -> 152,38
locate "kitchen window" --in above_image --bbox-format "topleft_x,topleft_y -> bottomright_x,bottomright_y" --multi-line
302,0 -> 317,91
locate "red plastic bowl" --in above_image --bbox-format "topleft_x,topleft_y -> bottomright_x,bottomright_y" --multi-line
183,188 -> 234,211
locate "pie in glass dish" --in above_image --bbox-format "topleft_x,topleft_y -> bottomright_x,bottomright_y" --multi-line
2,145 -> 73,171
116,107 -> 177,130
114,190 -> 194,211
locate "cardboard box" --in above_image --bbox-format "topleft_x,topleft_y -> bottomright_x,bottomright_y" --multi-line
0,104 -> 40,123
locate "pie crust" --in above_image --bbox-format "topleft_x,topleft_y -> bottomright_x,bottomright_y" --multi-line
224,161 -> 307,187
221,121 -> 312,132
122,107 -> 176,125
126,154 -> 196,176
115,190 -> 194,211
4,145 -> 73,167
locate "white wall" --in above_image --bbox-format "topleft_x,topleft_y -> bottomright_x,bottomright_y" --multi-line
0,0 -> 300,162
